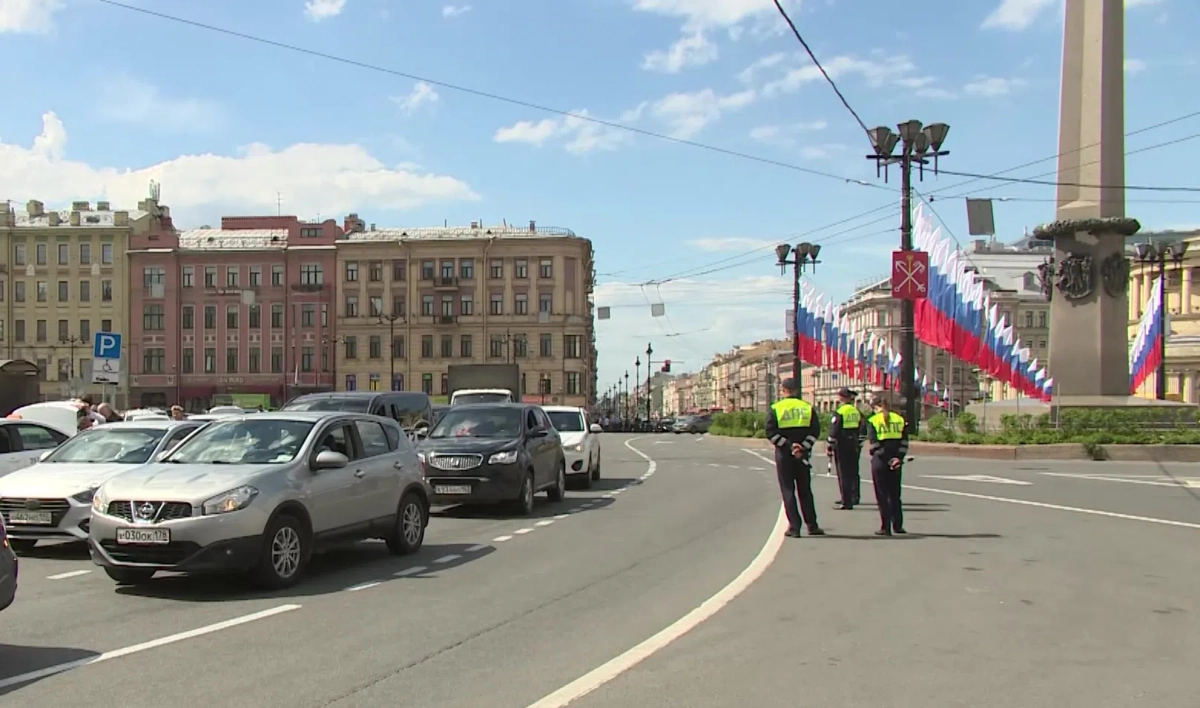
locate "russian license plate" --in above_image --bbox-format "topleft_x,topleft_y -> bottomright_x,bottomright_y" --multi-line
434,484 -> 472,495
116,528 -> 170,545
8,510 -> 52,525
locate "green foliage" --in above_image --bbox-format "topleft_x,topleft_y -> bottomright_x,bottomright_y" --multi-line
708,410 -> 834,440
914,407 -> 1200,446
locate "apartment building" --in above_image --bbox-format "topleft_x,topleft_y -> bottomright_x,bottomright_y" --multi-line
0,197 -> 171,405
126,215 -> 340,409
335,217 -> 596,407
1128,229 -> 1200,402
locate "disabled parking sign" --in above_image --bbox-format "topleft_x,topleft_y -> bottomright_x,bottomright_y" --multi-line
92,332 -> 123,384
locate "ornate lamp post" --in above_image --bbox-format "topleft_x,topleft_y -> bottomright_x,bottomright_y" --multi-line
775,242 -> 821,394
1135,240 -> 1189,400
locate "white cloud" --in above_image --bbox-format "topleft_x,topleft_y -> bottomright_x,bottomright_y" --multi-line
982,0 -> 1164,31
0,111 -> 479,225
1124,58 -> 1147,74
749,120 -> 826,148
641,28 -> 719,73
304,0 -> 346,21
651,88 -> 756,140
688,237 -> 776,252
0,0 -> 62,33
392,81 -> 440,115
737,51 -> 788,83
94,75 -> 224,133
493,107 -> 637,155
760,54 -> 920,97
442,5 -> 471,17
963,75 -> 1026,96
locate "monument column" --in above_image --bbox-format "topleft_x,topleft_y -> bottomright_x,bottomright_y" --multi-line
1131,273 -> 1143,319
1035,0 -> 1140,402
1181,267 -> 1193,314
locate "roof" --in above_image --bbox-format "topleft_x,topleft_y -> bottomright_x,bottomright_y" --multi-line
95,419 -> 198,431
12,209 -> 149,228
341,224 -> 577,242
541,405 -> 585,413
205,411 -> 353,423
177,229 -> 291,250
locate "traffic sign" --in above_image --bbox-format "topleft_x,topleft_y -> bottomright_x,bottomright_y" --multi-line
93,332 -> 122,359
891,250 -> 929,300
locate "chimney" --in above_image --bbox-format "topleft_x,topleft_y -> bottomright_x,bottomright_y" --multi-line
529,220 -> 536,232
370,223 -> 376,231
26,200 -> 43,217
72,201 -> 90,212
96,201 -> 110,211
48,212 -> 61,226
114,211 -> 129,227
470,221 -> 479,229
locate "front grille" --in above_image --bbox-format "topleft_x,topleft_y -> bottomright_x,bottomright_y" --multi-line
106,501 -> 193,523
0,498 -> 71,527
427,454 -> 483,471
99,540 -> 201,565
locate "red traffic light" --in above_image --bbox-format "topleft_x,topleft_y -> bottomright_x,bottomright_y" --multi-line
662,359 -> 671,373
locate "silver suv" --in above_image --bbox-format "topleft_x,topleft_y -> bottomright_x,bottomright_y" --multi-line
88,412 -> 431,589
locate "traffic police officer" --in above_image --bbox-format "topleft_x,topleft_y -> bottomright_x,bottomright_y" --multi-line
866,393 -> 910,536
827,387 -> 866,510
765,378 -> 825,538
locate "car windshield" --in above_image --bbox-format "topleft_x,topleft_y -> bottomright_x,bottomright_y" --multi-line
282,397 -> 370,413
546,411 -> 584,432
429,408 -> 522,438
164,419 -> 315,464
453,392 -> 511,405
44,428 -> 170,464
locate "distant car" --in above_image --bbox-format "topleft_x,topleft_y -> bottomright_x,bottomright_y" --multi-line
417,403 -> 566,515
655,418 -> 674,433
0,420 -> 203,553
89,412 -> 430,588
0,415 -> 75,479
0,514 -> 16,613
282,392 -> 434,439
672,414 -> 712,434
542,405 -> 602,489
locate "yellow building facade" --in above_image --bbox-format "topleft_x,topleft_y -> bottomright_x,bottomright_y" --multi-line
1128,231 -> 1200,402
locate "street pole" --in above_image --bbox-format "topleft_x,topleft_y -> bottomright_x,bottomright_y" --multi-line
623,371 -> 630,423
1134,241 -> 1188,400
645,342 -> 654,421
378,314 -> 403,390
775,244 -> 820,394
634,357 -> 641,421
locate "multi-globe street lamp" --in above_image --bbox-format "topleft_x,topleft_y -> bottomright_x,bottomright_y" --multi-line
775,243 -> 821,395
1134,240 -> 1189,400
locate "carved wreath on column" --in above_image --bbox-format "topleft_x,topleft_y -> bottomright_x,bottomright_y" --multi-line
1054,253 -> 1094,301
1099,253 -> 1131,299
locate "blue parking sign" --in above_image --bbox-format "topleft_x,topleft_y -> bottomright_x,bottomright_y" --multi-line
93,332 -> 122,360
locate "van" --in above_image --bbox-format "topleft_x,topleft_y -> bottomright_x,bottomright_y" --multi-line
281,392 -> 434,433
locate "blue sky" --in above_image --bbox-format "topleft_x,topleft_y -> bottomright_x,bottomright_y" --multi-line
2,0 -> 1198,391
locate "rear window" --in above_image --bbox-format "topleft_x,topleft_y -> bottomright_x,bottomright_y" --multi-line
452,392 -> 512,405
282,396 -> 371,413
546,411 -> 584,432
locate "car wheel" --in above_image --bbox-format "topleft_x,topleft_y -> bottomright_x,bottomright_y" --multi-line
514,471 -> 536,516
547,461 -> 566,502
386,492 -> 427,556
252,513 -> 308,589
591,452 -> 601,481
103,566 -> 156,585
8,539 -> 36,554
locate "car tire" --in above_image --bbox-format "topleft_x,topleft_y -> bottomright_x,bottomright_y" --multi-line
386,492 -> 427,556
8,539 -> 36,554
514,471 -> 536,516
547,461 -> 566,503
591,452 -> 601,481
103,566 -> 156,585
251,513 -> 308,590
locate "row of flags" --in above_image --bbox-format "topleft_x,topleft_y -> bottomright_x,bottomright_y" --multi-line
1129,276 -> 1163,393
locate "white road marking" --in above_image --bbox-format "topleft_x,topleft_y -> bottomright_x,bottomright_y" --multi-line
394,566 -> 427,577
47,569 -> 91,580
923,474 -> 1032,486
1040,472 -> 1200,488
0,604 -> 301,690
554,513 -> 570,519
345,581 -> 381,592
465,544 -> 488,552
514,528 -> 535,534
653,441 -> 673,444
743,448 -> 1200,531
708,463 -> 722,468
535,520 -> 555,527
493,535 -> 514,543
433,554 -> 461,564
611,489 -> 623,495
602,494 -> 613,499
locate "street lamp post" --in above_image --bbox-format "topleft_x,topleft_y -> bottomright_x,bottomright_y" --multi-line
634,357 -> 641,424
645,342 -> 654,421
623,370 -> 630,425
1134,240 -> 1189,400
377,313 -> 404,391
775,243 -> 821,395
866,119 -> 951,432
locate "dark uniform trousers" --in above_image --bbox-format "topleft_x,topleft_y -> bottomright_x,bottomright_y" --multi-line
834,442 -> 861,506
775,449 -> 818,530
870,457 -> 904,531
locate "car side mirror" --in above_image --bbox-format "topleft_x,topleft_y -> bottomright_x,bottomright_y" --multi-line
313,450 -> 350,470
589,424 -> 602,434
39,450 -> 53,461
530,427 -> 549,438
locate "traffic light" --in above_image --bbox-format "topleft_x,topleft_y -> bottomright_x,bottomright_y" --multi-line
662,359 -> 671,373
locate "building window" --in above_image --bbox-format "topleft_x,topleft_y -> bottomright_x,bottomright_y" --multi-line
249,305 -> 261,328
226,305 -> 239,329
1024,311 -> 1034,328
182,348 -> 194,374
392,296 -> 406,318
101,243 -> 113,264
441,373 -> 450,396
321,345 -> 330,372
1038,311 -> 1047,328
226,347 -> 239,373
539,293 -> 552,313
515,294 -> 528,315
369,261 -> 383,282
57,319 -> 68,341
936,367 -> 945,381
204,306 -> 216,330
369,373 -> 381,391
13,282 -> 23,303
392,336 -> 406,359
489,260 -> 503,279
515,259 -> 528,279
79,243 -> 90,265
101,280 -> 113,301
79,319 -> 90,341
57,281 -> 68,301
540,375 -> 552,395
421,295 -> 435,316
301,305 -> 315,327
346,375 -> 357,391
564,335 -> 581,358
301,227 -> 322,238
143,305 -> 165,331
460,259 -> 474,279
271,347 -> 284,373
460,295 -> 473,316
248,348 -> 261,373
181,266 -> 193,287
13,320 -> 23,342
566,372 -> 581,395
345,337 -> 358,359
441,297 -> 453,317
421,373 -> 433,394
143,348 -> 166,374
344,296 -> 359,317
490,335 -> 504,358
513,335 -> 528,358
345,262 -> 359,282
369,335 -> 382,359
226,267 -> 239,287
204,267 -> 216,287
36,243 -> 47,265
300,264 -> 323,285
101,319 -> 111,332
539,258 -> 553,279
272,304 -> 284,328
489,294 -> 503,315
204,348 -> 216,373
79,281 -> 90,302
12,244 -> 25,266
181,306 -> 194,330
421,335 -> 433,358
421,261 -> 435,280
460,335 -> 473,358
301,346 -> 314,372
540,333 -> 553,358
392,374 -> 404,391
250,266 -> 262,287
392,260 -> 406,281
36,281 -> 46,302
57,243 -> 69,265
440,261 -> 455,279
272,265 -> 284,286
440,335 -> 453,358
369,296 -> 384,317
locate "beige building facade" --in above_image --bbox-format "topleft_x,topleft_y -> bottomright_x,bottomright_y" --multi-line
334,219 -> 596,407
1128,230 -> 1200,402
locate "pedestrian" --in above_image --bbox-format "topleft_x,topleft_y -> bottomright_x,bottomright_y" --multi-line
866,393 -> 910,536
827,387 -> 866,510
764,378 -> 825,538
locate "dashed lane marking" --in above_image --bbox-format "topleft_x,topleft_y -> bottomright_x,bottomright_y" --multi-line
394,566 -> 427,577
554,513 -> 570,520
493,535 -> 514,543
535,520 -> 555,527
433,554 -> 461,564
465,544 -> 488,552
47,569 -> 91,580
346,581 -> 382,592
514,528 -> 535,535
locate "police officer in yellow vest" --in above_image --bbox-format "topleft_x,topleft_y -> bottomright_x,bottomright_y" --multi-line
765,378 -> 825,538
827,387 -> 866,510
866,393 -> 910,536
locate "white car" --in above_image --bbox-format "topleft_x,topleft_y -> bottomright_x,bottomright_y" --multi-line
0,408 -> 76,479
543,405 -> 602,489
0,419 -> 204,552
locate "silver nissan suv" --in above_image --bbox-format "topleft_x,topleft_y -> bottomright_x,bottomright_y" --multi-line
88,411 -> 431,589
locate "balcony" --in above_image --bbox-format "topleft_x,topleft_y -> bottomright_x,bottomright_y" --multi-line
434,315 -> 458,325
290,282 -> 326,293
433,276 -> 460,291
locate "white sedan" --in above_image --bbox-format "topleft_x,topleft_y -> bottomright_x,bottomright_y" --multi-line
0,405 -> 77,479
543,405 -> 602,489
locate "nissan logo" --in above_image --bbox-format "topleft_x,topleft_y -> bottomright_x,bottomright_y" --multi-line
24,500 -> 41,510
137,502 -> 157,519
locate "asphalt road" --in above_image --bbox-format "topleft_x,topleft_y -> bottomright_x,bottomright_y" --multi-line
2,436 -> 1198,707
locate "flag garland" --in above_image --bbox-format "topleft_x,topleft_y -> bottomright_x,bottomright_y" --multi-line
1129,276 -> 1163,393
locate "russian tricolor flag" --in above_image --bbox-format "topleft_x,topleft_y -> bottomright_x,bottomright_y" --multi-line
1129,276 -> 1164,393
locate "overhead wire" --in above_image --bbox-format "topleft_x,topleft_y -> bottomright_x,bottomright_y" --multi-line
935,168 -> 1200,193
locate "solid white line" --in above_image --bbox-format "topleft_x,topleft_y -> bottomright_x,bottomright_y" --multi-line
345,581 -> 381,592
394,566 -> 427,577
465,543 -> 488,552
535,520 -> 555,527
554,514 -> 570,520
47,569 -> 91,580
433,554 -> 461,564
1040,472 -> 1195,489
0,604 -> 301,690
601,494 -> 613,499
743,449 -> 1200,531
524,507 -> 788,708
493,535 -> 514,542
514,528 -> 534,534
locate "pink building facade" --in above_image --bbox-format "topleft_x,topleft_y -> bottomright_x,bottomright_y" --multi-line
127,216 -> 341,410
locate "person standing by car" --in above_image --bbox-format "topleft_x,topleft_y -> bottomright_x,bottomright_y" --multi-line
764,378 -> 825,538
866,393 -> 910,536
827,387 -> 866,510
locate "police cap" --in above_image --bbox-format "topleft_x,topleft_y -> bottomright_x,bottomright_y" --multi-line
836,387 -> 856,399
780,377 -> 799,393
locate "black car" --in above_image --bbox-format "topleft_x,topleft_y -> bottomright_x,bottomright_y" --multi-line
417,403 -> 566,516
282,392 -> 434,435
431,403 -> 451,427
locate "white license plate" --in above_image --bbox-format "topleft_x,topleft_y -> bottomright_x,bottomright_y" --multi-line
8,511 -> 52,525
116,528 -> 171,545
434,484 -> 472,495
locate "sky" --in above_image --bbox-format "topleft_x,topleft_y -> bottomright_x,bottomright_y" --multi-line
2,0 -> 1199,394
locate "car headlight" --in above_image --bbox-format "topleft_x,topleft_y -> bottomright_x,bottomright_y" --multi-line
568,444 -> 583,452
201,486 -> 259,515
488,450 -> 519,465
72,486 -> 99,504
91,486 -> 110,513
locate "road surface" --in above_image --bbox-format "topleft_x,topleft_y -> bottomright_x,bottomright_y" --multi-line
2,435 -> 1197,707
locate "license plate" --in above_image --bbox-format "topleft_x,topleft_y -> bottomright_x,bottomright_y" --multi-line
116,528 -> 170,545
434,484 -> 472,495
8,511 -> 52,525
